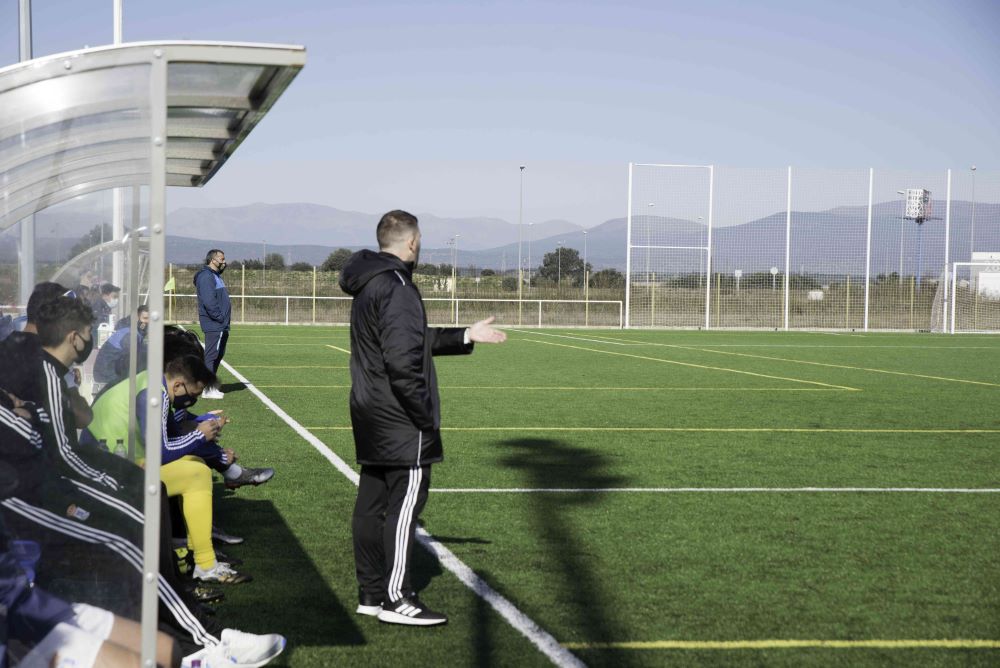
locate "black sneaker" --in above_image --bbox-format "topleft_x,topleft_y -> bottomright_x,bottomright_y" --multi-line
214,549 -> 243,567
192,585 -> 226,604
377,596 -> 448,626
356,591 -> 383,617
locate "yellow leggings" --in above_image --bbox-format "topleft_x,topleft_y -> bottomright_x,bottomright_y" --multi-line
160,456 -> 216,569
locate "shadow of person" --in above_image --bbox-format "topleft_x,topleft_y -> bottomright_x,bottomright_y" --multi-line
219,382 -> 248,394
499,438 -> 637,667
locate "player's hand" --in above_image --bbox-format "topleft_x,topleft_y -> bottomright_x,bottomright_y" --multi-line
197,419 -> 221,440
72,368 -> 82,384
469,316 -> 507,344
224,448 -> 237,464
208,410 -> 230,425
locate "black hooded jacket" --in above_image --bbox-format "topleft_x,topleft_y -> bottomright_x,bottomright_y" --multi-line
339,250 -> 473,466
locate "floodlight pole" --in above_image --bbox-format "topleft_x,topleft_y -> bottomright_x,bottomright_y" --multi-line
17,0 -> 35,308
896,190 -> 906,281
970,166 -> 977,259
527,222 -> 533,293
518,165 -> 525,324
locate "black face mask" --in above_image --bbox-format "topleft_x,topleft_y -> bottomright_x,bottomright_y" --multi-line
216,262 -> 227,275
172,393 -> 198,411
73,333 -> 94,364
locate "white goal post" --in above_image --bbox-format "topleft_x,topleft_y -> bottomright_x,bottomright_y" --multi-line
950,257 -> 1000,333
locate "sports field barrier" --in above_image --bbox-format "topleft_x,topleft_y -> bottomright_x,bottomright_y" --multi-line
165,294 -> 625,328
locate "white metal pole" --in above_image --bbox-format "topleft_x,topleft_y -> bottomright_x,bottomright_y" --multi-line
704,165 -> 714,329
527,222 -> 533,293
897,190 -> 906,279
625,163 -> 633,328
17,0 -> 35,308
784,166 -> 792,331
518,165 -> 524,319
970,166 -> 977,258
141,47 -> 169,668
863,167 -> 874,331
950,264 -> 957,334
113,0 -> 123,44
942,169 -> 952,332
112,2 -> 126,295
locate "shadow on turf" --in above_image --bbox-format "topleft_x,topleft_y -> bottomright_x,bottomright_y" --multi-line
500,438 -> 638,668
220,382 -> 248,394
210,495 -> 365,650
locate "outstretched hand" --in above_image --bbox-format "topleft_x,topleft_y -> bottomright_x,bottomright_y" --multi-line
469,316 -> 507,344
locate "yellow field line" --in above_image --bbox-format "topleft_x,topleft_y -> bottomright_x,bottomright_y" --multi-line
325,344 -> 352,355
253,385 -> 849,391
304,426 -> 1000,433
534,332 -> 1000,388
563,332 -> 999,350
673,345 -> 1000,388
562,639 -> 1000,650
236,365 -> 348,369
523,338 -> 860,392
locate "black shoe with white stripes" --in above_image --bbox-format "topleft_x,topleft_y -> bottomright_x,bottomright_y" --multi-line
356,591 -> 383,617
377,596 -> 448,626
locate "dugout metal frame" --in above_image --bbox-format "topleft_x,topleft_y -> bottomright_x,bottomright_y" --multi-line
0,41 -> 305,664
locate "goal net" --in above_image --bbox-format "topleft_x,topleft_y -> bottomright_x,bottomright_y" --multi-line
950,258 -> 1000,333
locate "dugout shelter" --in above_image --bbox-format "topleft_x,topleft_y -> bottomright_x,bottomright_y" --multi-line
0,40 -> 305,663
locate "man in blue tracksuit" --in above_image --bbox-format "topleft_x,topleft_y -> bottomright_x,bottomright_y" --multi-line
92,305 -> 149,387
194,249 -> 231,399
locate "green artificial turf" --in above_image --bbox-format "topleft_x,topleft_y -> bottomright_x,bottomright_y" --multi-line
195,326 -> 1000,667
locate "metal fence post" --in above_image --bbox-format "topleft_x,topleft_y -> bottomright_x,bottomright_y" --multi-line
942,169 -> 952,332
784,166 -> 792,331
285,297 -> 289,325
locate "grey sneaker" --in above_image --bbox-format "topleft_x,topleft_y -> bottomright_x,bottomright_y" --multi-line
225,467 -> 275,490
193,561 -> 252,585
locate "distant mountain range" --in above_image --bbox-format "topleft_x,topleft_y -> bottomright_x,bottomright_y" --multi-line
2,200 -> 997,276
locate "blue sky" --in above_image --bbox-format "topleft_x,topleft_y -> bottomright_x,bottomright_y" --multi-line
1,0 -> 997,226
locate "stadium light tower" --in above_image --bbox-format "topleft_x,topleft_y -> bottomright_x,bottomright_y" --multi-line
903,189 -> 932,290
970,166 -> 977,259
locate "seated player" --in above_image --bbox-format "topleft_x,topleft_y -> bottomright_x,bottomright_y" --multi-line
0,392 -> 286,666
93,304 -> 149,386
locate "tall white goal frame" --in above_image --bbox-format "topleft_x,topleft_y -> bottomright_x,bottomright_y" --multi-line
625,162 -> 714,328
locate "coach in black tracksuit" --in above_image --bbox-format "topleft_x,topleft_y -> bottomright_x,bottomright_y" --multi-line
339,210 -> 506,626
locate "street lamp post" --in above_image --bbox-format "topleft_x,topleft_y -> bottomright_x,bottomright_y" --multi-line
970,166 -> 977,259
527,222 -> 533,293
518,165 -> 525,324
896,190 -> 905,283
452,235 -> 460,324
557,241 -> 563,295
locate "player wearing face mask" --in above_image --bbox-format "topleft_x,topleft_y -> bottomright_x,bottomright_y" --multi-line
91,283 -> 121,328
194,250 -> 231,399
33,296 -> 120,491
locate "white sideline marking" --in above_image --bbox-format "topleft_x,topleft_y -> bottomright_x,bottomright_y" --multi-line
432,487 -> 1000,494
220,359 -> 585,668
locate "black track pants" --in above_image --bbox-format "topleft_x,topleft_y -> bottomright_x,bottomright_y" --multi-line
352,464 -> 431,604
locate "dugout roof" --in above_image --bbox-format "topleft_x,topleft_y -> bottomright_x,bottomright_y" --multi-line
0,41 -> 305,230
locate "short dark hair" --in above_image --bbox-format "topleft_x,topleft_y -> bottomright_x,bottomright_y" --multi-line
205,249 -> 224,265
165,354 -> 216,388
100,283 -> 120,295
137,305 -> 149,315
164,326 -> 204,362
26,282 -> 68,324
376,210 -> 419,250
36,297 -> 94,348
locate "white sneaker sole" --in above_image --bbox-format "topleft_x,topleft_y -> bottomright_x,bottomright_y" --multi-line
377,609 -> 447,626
356,604 -> 381,616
